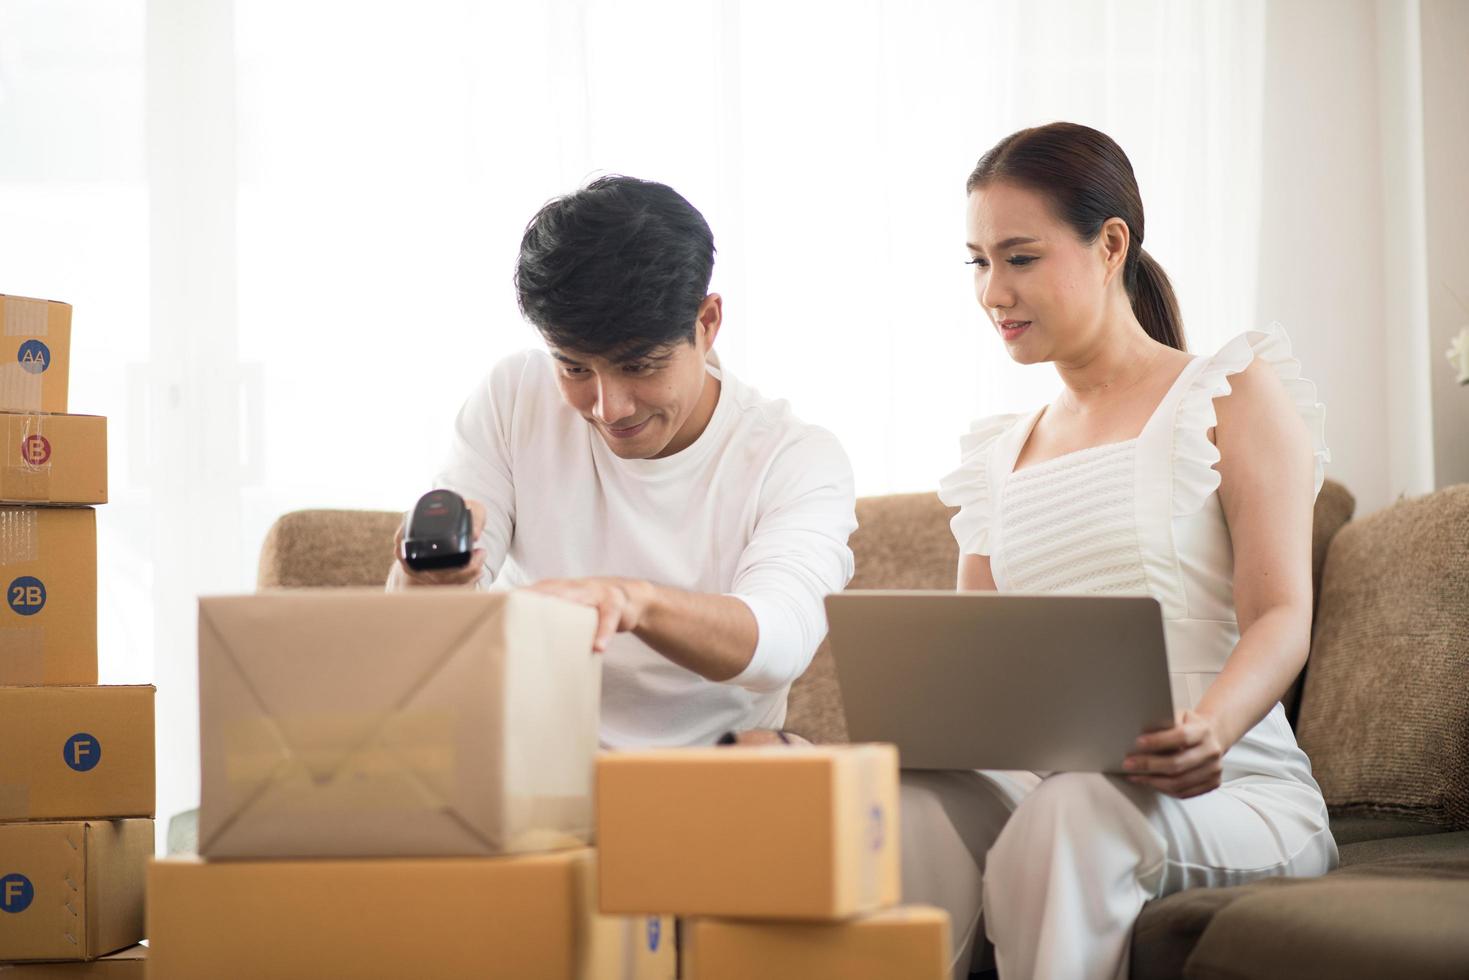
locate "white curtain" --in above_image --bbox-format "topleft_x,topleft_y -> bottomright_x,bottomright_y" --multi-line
0,0 -> 1265,846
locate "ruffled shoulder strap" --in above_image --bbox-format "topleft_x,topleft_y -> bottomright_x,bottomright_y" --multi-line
1173,322 -> 1330,517
938,413 -> 1025,555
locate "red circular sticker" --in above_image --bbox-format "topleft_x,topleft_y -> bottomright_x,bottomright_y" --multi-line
21,435 -> 50,466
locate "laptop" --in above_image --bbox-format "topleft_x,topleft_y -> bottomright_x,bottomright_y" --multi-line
824,591 -> 1176,773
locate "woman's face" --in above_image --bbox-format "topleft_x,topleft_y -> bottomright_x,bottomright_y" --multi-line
965,180 -> 1116,365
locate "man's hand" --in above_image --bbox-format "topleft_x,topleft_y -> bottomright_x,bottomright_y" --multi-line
1123,709 -> 1225,799
527,577 -> 653,652
393,498 -> 489,587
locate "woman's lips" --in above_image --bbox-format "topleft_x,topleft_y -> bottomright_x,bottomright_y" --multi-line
999,320 -> 1031,341
606,418 -> 652,439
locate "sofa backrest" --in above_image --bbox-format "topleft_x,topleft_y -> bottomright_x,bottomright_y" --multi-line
255,479 -> 1357,745
1296,483 -> 1469,831
1287,478 -> 1357,725
258,509 -> 402,589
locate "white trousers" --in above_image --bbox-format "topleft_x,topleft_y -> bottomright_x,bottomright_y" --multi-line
900,708 -> 1339,980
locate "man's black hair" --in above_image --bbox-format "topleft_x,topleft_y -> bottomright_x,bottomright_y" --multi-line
514,175 -> 716,361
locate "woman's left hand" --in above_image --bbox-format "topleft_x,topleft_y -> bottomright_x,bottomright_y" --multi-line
1123,709 -> 1225,798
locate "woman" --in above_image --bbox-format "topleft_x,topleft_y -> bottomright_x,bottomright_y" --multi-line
904,122 -> 1337,980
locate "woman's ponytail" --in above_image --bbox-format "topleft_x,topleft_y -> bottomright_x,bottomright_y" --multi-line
1128,248 -> 1186,351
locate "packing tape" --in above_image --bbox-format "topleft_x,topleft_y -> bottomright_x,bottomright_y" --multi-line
0,508 -> 40,564
0,783 -> 29,819
63,825 -> 83,950
0,627 -> 47,684
854,746 -> 887,909
8,414 -> 53,489
0,366 -> 43,413
620,918 -> 639,979
2,297 -> 48,337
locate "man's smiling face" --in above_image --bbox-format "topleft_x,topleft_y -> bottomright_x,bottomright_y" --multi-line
549,299 -> 720,460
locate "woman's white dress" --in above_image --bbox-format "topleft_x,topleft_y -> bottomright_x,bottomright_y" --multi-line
907,325 -> 1339,980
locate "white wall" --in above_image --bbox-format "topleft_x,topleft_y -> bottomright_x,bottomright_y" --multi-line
1256,0 -> 1392,515
1257,0 -> 1466,516
1422,0 -> 1469,487
1376,0 -> 1435,501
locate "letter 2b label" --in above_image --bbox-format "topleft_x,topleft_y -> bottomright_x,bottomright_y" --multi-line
7,576 -> 45,616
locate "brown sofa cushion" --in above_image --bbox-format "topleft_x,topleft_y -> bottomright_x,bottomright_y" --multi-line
1183,875 -> 1469,980
257,509 -> 402,589
1132,830 -> 1469,980
1329,812 -> 1447,848
1310,479 -> 1357,601
1295,485 -> 1469,829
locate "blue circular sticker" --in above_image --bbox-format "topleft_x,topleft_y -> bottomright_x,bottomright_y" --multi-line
646,916 -> 661,952
868,804 -> 885,852
63,733 -> 101,772
0,874 -> 34,914
17,340 -> 50,374
7,576 -> 46,616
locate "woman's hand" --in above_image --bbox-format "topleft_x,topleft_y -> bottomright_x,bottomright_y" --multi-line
1123,709 -> 1225,799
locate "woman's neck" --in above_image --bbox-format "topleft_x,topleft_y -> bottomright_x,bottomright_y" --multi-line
1052,313 -> 1164,415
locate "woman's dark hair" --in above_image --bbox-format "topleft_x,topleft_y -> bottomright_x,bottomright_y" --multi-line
514,175 -> 716,361
967,122 -> 1185,351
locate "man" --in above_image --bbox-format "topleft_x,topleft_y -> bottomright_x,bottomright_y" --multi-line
387,175 -> 856,748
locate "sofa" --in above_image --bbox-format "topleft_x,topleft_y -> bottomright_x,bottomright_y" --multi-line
258,480 -> 1469,979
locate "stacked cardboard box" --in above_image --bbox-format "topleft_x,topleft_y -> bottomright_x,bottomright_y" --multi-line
0,295 -> 156,973
148,589 -> 674,979
597,745 -> 952,979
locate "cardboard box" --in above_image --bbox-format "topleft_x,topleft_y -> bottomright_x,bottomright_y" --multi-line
0,507 -> 97,686
147,849 -> 675,980
0,687 -> 155,821
0,821 -> 151,963
683,906 -> 950,980
0,944 -> 144,978
0,414 -> 106,505
197,589 -> 599,858
594,914 -> 675,980
0,296 -> 70,415
597,745 -> 901,920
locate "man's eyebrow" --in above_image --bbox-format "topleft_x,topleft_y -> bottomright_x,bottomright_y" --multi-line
615,347 -> 675,365
549,351 -> 583,365
966,236 -> 1041,251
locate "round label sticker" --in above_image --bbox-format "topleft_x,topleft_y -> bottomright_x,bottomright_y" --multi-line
17,340 -> 50,374
7,576 -> 46,616
21,434 -> 51,466
63,733 -> 101,772
0,874 -> 34,914
868,804 -> 885,852
646,916 -> 661,952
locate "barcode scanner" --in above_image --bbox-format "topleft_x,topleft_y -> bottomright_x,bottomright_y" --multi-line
402,489 -> 474,572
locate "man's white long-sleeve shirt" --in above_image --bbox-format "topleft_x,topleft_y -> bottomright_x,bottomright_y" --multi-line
390,348 -> 857,747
